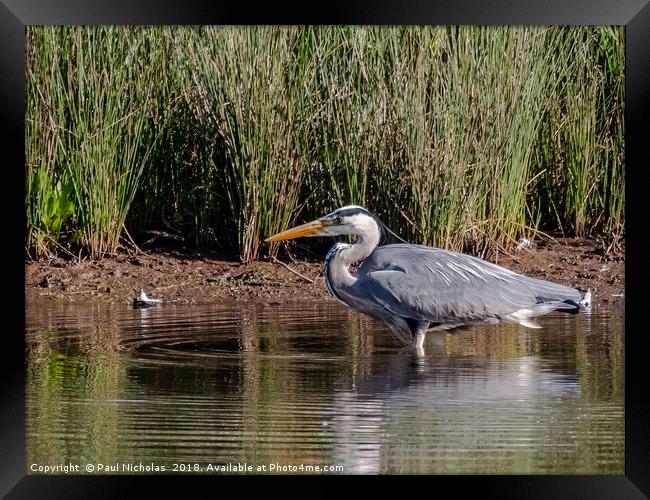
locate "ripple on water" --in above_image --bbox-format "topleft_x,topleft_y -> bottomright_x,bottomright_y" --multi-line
26,299 -> 624,474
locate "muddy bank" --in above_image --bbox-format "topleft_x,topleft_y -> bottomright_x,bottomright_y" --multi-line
25,237 -> 624,307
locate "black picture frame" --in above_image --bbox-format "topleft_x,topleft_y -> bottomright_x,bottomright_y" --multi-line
3,1 -> 648,497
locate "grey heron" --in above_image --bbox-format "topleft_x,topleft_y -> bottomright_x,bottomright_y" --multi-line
266,205 -> 583,349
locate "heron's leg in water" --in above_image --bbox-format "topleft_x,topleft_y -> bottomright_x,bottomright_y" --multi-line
410,321 -> 430,349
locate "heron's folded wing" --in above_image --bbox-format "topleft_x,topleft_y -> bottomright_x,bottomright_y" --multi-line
359,245 -> 579,323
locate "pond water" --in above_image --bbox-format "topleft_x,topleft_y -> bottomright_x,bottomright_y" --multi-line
26,297 -> 624,474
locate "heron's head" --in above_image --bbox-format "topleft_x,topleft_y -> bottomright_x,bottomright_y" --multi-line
265,205 -> 384,242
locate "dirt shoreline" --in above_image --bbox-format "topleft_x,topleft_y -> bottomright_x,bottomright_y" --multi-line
25,237 -> 624,307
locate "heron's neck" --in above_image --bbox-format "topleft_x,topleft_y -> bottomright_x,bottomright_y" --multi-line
325,228 -> 380,289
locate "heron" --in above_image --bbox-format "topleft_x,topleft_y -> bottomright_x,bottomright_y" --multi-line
266,205 -> 583,350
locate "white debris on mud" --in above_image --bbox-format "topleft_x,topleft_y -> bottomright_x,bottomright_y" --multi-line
515,238 -> 535,251
133,288 -> 163,307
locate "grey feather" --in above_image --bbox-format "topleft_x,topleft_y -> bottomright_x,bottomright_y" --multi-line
330,244 -> 581,334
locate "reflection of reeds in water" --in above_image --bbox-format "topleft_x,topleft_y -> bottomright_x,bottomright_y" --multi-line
443,322 -> 530,358
26,349 -> 125,470
26,300 -> 126,468
574,310 -> 624,401
26,301 -> 123,353
342,312 -> 376,384
237,305 -> 264,463
219,302 -> 392,468
25,301 -> 623,473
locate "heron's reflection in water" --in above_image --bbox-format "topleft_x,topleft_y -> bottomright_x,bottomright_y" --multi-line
329,350 -> 580,474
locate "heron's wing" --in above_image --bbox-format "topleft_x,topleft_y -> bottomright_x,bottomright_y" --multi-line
356,244 -> 581,324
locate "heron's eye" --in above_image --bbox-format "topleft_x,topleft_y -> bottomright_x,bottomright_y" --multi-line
335,216 -> 343,224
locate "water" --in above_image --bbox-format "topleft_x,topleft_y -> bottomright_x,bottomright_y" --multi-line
26,297 -> 624,474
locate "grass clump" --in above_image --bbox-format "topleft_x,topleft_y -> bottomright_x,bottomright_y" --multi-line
25,26 -> 625,261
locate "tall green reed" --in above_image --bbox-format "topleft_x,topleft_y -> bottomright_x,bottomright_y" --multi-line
25,28 -> 77,258
187,27 -> 318,262
26,26 -> 625,261
65,27 -> 156,259
125,27 -> 219,250
305,27 -> 564,255
532,27 -> 624,243
26,26 -> 158,259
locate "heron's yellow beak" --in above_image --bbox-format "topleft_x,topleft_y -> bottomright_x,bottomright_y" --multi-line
265,220 -> 326,242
